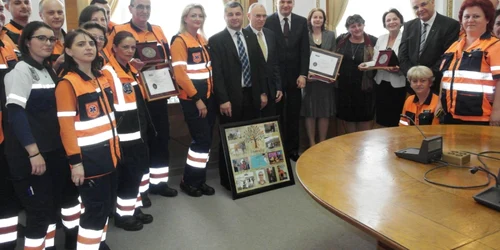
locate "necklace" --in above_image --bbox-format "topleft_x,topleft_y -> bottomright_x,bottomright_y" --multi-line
350,42 -> 361,60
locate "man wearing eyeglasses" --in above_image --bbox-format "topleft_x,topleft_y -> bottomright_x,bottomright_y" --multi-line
39,0 -> 65,71
108,0 -> 178,208
399,0 -> 460,95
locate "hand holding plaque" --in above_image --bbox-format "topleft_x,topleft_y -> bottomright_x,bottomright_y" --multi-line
308,47 -> 343,82
136,42 -> 165,66
359,49 -> 399,71
138,63 -> 179,101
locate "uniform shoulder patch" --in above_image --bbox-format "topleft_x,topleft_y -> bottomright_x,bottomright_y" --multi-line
192,52 -> 201,63
28,67 -> 40,81
123,83 -> 133,94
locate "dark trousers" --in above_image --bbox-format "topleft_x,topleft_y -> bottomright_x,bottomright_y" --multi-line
9,148 -> 79,249
219,88 -> 259,188
147,98 -> 170,187
375,81 -> 406,127
180,97 -> 216,187
277,83 -> 302,154
116,142 -> 148,217
77,171 -> 117,249
0,143 -> 18,250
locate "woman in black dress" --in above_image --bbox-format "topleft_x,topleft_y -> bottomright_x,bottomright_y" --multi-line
336,15 -> 377,133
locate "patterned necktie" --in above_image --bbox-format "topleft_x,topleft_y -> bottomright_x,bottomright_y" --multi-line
419,23 -> 429,56
283,17 -> 289,44
257,31 -> 267,61
236,31 -> 252,87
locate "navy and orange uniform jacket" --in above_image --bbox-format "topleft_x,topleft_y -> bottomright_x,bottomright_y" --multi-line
399,93 -> 440,126
440,32 -> 500,122
0,35 -> 19,145
171,32 -> 212,102
3,20 -> 23,46
51,29 -> 66,64
55,69 -> 121,178
107,21 -> 171,65
103,54 -> 151,146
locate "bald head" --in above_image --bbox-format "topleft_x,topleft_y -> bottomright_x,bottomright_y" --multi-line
247,3 -> 267,31
39,0 -> 65,30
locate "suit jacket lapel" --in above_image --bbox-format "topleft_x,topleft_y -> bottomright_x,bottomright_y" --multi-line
422,14 -> 440,55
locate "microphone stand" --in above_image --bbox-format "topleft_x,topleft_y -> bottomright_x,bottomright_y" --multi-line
470,166 -> 500,211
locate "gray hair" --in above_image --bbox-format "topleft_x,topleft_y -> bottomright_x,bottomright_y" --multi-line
248,2 -> 265,13
345,14 -> 365,29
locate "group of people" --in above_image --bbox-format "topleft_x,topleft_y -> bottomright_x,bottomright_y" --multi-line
0,0 -> 499,249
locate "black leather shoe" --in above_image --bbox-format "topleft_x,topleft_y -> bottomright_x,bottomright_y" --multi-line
64,228 -> 78,250
180,182 -> 203,197
134,208 -> 153,224
114,215 -> 143,231
289,152 -> 300,162
199,183 -> 215,195
99,242 -> 111,250
141,193 -> 152,208
150,183 -> 178,197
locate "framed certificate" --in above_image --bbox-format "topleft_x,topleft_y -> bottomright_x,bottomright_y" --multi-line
136,42 -> 165,66
138,63 -> 179,101
309,46 -> 343,82
220,116 -> 295,199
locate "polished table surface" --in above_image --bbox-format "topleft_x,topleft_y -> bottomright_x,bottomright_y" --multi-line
296,125 -> 500,250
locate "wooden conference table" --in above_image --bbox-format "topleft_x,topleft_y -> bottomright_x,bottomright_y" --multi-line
296,125 -> 500,250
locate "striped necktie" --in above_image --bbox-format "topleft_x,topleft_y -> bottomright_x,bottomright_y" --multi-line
419,23 -> 428,56
236,31 -> 252,87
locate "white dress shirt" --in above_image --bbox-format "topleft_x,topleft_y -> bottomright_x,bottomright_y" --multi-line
227,27 -> 249,87
278,12 -> 291,33
421,11 -> 437,41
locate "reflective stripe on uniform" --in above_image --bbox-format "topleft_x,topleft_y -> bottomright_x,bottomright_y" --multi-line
172,61 -> 187,67
186,62 -> 211,71
57,111 -> 77,117
45,223 -> 56,248
61,204 -> 81,229
24,237 -> 45,249
116,197 -> 136,217
150,166 -> 169,185
442,82 -> 495,93
399,120 -> 409,126
135,192 -> 143,208
491,66 -> 500,71
0,216 -> 18,244
74,113 -> 116,131
442,70 -> 493,81
118,131 -> 141,142
77,226 -> 103,250
187,71 -> 210,80
31,83 -> 56,89
101,218 -> 109,242
77,129 -> 117,147
186,148 -> 209,169
139,173 -> 150,193
6,93 -> 27,104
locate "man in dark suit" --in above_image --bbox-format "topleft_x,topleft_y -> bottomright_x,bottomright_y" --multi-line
246,3 -> 282,117
209,1 -> 268,190
264,0 -> 309,161
399,0 -> 460,94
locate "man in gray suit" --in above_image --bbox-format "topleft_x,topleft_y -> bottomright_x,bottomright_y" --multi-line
246,3 -> 282,117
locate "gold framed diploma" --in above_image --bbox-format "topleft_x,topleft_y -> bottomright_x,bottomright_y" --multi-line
309,46 -> 343,82
136,42 -> 165,66
139,64 -> 179,101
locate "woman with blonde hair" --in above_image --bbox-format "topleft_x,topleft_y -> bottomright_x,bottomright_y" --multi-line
170,4 -> 216,197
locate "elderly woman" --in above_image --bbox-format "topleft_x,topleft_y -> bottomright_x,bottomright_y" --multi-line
399,66 -> 440,126
301,8 -> 336,146
440,0 -> 500,126
359,9 -> 406,127
335,15 -> 377,133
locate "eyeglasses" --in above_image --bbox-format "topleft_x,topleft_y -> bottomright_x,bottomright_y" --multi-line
130,4 -> 151,11
412,0 -> 430,11
31,35 -> 58,43
92,35 -> 106,42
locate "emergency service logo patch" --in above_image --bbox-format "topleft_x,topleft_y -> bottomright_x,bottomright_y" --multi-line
85,102 -> 100,119
123,83 -> 133,94
192,52 -> 201,63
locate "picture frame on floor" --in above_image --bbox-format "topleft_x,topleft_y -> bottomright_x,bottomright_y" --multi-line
220,116 -> 295,199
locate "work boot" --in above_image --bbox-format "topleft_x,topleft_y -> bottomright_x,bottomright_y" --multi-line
199,183 -> 215,195
134,208 -> 153,224
180,182 -> 203,197
114,215 -> 143,231
141,193 -> 152,208
150,183 -> 178,197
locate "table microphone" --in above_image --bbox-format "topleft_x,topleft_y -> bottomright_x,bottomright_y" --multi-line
470,166 -> 500,211
394,114 -> 443,164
